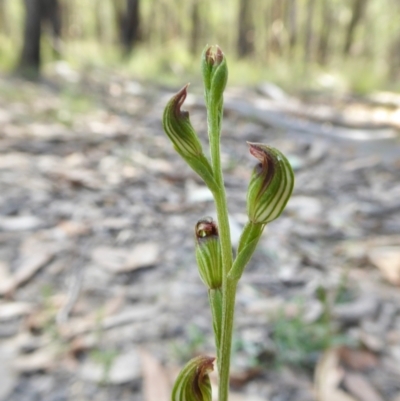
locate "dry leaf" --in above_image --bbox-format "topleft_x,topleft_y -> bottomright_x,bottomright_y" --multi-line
79,349 -> 141,384
140,349 -> 171,401
343,372 -> 384,401
13,252 -> 54,285
332,296 -> 378,323
210,383 -> 267,401
229,393 -> 268,401
60,304 -> 158,339
0,302 -> 33,321
55,220 -> 91,238
69,333 -> 98,356
124,243 -> 160,271
0,348 -> 18,400
13,347 -> 58,373
338,346 -> 378,371
97,217 -> 133,230
92,243 -> 159,273
53,168 -> 103,189
229,367 -> 262,388
368,246 -> 400,285
0,215 -> 43,231
0,249 -> 54,295
314,349 -> 357,401
132,151 -> 173,173
91,247 -> 130,270
286,196 -> 323,221
0,260 -> 11,281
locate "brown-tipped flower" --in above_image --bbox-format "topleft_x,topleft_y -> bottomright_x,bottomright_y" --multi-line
162,86 -> 217,191
204,46 -> 224,67
246,143 -> 294,224
163,85 -> 203,158
171,355 -> 214,401
195,217 -> 222,289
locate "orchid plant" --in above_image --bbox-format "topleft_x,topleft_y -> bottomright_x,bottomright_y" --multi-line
162,46 -> 295,401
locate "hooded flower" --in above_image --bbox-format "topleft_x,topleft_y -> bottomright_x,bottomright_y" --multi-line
171,355 -> 215,401
246,142 -> 294,224
162,86 -> 216,191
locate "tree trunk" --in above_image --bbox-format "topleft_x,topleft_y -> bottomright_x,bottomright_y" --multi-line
18,0 -> 61,79
304,0 -> 316,65
18,0 -> 43,78
317,0 -> 333,65
94,0 -> 104,41
190,0 -> 201,55
270,0 -> 283,56
0,0 -> 9,35
43,0 -> 62,58
287,0 -> 297,52
388,36 -> 400,81
343,0 -> 368,56
114,0 -> 140,55
237,0 -> 254,58
388,1 -> 400,80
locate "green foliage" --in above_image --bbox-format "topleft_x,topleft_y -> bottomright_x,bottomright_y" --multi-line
60,87 -> 94,115
273,311 -> 331,368
39,284 -> 59,338
89,348 -> 119,385
272,297 -> 353,369
172,324 -> 208,363
231,335 -> 263,370
37,88 -> 95,126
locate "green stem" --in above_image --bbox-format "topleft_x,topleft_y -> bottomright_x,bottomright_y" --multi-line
213,187 -> 233,277
209,116 -> 232,277
217,223 -> 264,401
208,101 -> 234,401
229,222 -> 264,281
237,221 -> 264,255
217,276 -> 237,401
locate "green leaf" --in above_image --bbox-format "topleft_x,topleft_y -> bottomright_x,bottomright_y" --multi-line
171,356 -> 215,401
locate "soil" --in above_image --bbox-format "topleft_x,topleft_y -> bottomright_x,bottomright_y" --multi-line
0,70 -> 400,401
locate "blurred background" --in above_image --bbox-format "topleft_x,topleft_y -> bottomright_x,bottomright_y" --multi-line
1,0 -> 400,90
0,1 -> 400,401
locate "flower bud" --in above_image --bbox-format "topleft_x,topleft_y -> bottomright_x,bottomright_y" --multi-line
201,45 -> 228,108
195,217 -> 222,289
171,355 -> 214,401
246,143 -> 294,224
